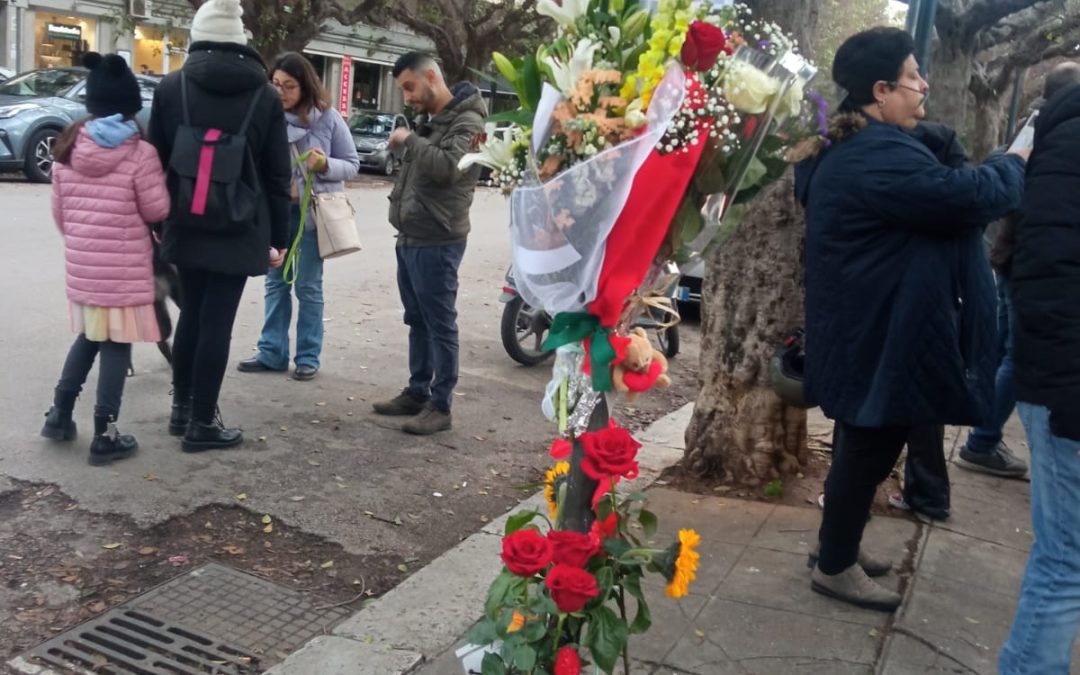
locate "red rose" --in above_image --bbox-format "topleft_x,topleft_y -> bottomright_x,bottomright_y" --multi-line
590,513 -> 619,543
501,529 -> 554,577
555,646 -> 582,675
681,21 -> 728,72
548,529 -> 600,568
550,438 -> 572,460
545,564 -> 600,613
580,425 -> 641,482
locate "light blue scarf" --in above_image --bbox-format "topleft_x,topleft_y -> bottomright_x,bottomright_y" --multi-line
85,114 -> 139,148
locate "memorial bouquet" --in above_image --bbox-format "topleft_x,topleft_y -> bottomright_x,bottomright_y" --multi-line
458,1 -> 820,672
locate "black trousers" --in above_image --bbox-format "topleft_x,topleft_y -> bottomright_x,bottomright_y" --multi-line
818,422 -> 911,575
56,334 -> 131,417
901,425 -> 950,519
172,267 -> 247,423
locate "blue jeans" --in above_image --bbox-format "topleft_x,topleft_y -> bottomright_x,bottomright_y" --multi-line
999,402 -> 1080,674
965,274 -> 1016,454
255,210 -> 324,370
397,242 -> 466,413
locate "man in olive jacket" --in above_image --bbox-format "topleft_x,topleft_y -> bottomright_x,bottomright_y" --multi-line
373,52 -> 486,435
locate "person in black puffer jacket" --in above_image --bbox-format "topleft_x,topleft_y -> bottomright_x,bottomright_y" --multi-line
148,0 -> 291,452
999,77 -> 1080,675
795,28 -> 1028,614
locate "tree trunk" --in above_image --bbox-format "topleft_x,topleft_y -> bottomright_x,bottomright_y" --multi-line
928,39 -> 974,138
684,174 -> 809,484
972,91 -> 1005,160
682,0 -> 820,485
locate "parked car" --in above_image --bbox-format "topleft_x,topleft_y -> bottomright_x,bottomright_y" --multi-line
676,258 -> 704,307
0,67 -> 14,83
349,111 -> 409,176
0,67 -> 157,182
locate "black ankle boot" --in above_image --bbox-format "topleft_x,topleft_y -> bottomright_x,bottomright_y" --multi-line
169,390 -> 192,437
41,388 -> 78,441
89,412 -> 138,466
183,413 -> 243,453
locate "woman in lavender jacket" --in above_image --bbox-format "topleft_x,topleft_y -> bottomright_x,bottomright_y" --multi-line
238,52 -> 360,381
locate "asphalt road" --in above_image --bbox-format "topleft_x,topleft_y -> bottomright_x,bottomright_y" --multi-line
0,177 -> 699,564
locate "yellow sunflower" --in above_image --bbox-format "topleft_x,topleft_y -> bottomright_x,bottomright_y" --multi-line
664,528 -> 701,599
544,461 -> 571,520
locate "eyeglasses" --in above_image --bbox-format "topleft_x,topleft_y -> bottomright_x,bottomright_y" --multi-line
272,81 -> 300,92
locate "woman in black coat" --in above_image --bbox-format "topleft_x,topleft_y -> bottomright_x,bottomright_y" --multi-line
148,0 -> 291,451
794,27 -> 1028,612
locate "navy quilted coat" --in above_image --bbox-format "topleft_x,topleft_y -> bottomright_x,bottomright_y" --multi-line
795,116 -> 1026,428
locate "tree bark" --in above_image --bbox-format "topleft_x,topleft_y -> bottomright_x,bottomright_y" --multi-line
928,38 -> 975,136
684,174 -> 809,484
682,0 -> 820,485
972,90 -> 1004,159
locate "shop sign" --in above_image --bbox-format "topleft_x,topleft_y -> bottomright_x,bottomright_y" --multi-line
339,55 -> 352,116
47,23 -> 82,41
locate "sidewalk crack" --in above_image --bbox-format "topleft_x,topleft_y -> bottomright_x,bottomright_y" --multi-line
888,627 -> 982,674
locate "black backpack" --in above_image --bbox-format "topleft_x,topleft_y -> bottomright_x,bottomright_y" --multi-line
167,72 -> 269,233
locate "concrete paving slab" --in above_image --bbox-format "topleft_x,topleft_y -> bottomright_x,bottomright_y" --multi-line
622,585 -> 710,665
934,492 -> 1033,554
714,545 -> 897,627
664,597 -> 879,674
263,636 -> 422,675
740,658 -> 873,675
635,404 -> 693,449
750,504 -> 917,568
917,527 -> 1028,597
644,488 -> 775,547
640,538 -> 745,598
878,634 -> 971,675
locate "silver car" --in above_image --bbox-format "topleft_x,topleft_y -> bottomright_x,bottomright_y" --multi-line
349,111 -> 409,176
0,67 -> 157,182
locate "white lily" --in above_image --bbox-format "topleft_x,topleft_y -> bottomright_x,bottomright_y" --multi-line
544,38 -> 600,97
458,124 -> 522,172
537,0 -> 589,30
624,98 -> 647,129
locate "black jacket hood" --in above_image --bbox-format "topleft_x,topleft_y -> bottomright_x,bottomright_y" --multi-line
183,41 -> 268,95
1036,83 -> 1080,144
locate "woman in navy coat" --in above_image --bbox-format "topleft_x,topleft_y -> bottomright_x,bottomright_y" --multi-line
794,27 -> 1028,611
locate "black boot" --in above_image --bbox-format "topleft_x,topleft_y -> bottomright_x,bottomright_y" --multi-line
168,390 -> 192,437
183,411 -> 243,453
89,411 -> 138,466
41,388 -> 78,441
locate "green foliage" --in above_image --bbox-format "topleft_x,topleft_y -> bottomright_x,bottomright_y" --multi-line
815,0 -> 893,100
764,479 -> 784,498
585,606 -> 630,673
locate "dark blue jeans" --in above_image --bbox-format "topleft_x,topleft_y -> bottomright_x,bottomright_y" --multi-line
965,274 -> 1016,454
397,242 -> 466,413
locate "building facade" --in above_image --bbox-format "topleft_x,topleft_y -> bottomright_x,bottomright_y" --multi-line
0,0 -> 435,117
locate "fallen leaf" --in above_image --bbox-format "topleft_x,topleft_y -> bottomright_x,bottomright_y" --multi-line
347,396 -> 355,401
258,436 -> 267,442
138,547 -> 158,556
88,601 -> 106,613
143,473 -> 158,481
694,629 -> 705,638
397,564 -> 408,573
102,543 -> 122,550
869,628 -> 880,637
307,459 -> 321,467
222,546 -> 244,556
261,515 -> 272,524
480,516 -> 489,522
290,495 -> 306,502
64,503 -> 79,511
310,419 -> 322,425
7,554 -> 23,560
279,426 -> 288,432
62,575 -> 78,583
477,490 -> 489,496
320,561 -> 334,569
433,492 -> 443,498
236,493 -> 247,501
168,555 -> 189,566
316,402 -> 327,407
263,523 -> 274,534
204,521 -> 213,529
964,617 -> 981,625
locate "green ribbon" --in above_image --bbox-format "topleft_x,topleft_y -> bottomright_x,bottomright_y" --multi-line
542,312 -> 617,392
282,149 -> 316,286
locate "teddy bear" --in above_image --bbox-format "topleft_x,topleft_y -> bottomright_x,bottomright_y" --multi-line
611,327 -> 671,401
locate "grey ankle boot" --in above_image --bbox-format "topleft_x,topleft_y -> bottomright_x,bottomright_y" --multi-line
807,544 -> 893,577
811,564 -> 901,612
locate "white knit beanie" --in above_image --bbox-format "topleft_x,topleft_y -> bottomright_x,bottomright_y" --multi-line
190,0 -> 248,45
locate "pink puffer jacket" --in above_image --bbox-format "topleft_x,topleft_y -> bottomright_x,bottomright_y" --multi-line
52,128 -> 170,307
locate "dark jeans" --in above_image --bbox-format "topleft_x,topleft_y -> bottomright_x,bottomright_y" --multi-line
56,334 -> 131,417
172,267 -> 248,423
965,274 -> 1016,454
396,242 -> 466,413
818,422 -> 911,575
902,425 -> 950,519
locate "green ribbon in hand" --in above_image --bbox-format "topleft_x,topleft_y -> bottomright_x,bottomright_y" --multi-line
282,149 -> 316,286
543,312 -> 618,392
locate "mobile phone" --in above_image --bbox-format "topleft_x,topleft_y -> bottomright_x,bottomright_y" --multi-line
1009,111 -> 1039,153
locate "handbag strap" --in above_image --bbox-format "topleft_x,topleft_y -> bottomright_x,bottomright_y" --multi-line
281,144 -> 315,286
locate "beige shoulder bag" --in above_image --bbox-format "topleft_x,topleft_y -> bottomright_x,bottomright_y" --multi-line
291,144 -> 362,259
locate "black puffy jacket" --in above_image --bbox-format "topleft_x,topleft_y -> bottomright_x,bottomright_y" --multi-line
1012,84 -> 1080,440
148,41 -> 291,277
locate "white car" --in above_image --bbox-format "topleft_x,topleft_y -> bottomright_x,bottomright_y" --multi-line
0,67 -> 14,83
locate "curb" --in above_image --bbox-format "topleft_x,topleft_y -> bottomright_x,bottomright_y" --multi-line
265,403 -> 692,674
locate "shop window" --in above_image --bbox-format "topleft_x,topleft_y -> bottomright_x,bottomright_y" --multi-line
351,61 -> 381,111
134,27 -> 187,76
35,15 -> 97,69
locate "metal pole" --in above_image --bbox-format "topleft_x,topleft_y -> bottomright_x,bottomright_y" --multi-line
905,0 -> 921,34
560,397 -> 607,534
1006,67 -> 1028,141
913,0 -> 938,76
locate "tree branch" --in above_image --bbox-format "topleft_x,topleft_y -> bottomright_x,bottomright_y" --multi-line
960,0 -> 1057,36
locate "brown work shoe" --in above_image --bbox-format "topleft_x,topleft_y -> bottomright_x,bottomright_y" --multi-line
402,404 -> 452,435
811,564 -> 901,612
373,389 -> 427,416
807,544 -> 893,578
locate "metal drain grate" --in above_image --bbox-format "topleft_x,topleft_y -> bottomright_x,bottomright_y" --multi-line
10,563 -> 354,674
9,608 -> 260,674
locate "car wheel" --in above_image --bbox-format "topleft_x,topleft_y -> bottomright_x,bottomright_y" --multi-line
24,129 -> 58,183
384,156 -> 396,176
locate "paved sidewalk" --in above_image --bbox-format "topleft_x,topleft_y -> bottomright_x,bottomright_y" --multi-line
270,406 -> 1072,675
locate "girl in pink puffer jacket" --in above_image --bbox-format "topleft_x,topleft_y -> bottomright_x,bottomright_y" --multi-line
40,52 -> 170,467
